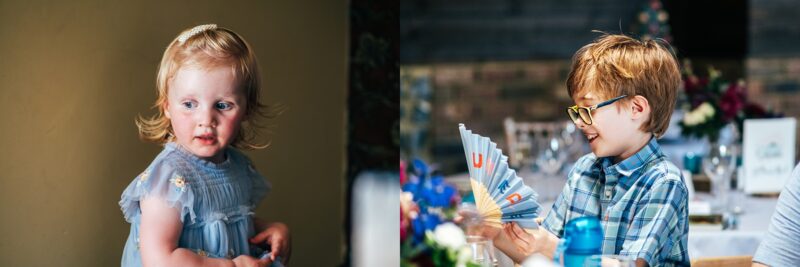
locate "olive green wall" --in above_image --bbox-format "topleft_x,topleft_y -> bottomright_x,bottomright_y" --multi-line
0,1 -> 347,266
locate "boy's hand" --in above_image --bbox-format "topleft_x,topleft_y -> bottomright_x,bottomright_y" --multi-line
477,225 -> 503,240
455,207 -> 504,240
233,255 -> 271,267
503,222 -> 555,256
250,222 -> 291,264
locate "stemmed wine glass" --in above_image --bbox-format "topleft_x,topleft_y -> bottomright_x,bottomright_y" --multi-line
537,136 -> 567,175
702,143 -> 736,213
466,235 -> 497,267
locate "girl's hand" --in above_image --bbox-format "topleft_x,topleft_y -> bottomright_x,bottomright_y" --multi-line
250,222 -> 291,264
233,255 -> 271,267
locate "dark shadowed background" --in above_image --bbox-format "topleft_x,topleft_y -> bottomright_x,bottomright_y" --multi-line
0,1 -> 349,266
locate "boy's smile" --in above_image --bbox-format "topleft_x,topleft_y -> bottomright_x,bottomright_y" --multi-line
584,131 -> 598,144
580,123 -> 604,154
571,92 -> 653,163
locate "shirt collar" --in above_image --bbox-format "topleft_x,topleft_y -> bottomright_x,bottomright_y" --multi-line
600,137 -> 662,177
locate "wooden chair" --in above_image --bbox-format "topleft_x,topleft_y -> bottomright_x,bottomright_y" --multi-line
504,118 -> 543,168
690,255 -> 752,267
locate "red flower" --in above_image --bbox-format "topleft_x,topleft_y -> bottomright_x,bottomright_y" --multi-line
683,75 -> 704,94
401,209 -> 407,242
680,60 -> 781,141
720,81 -> 746,121
744,103 -> 768,118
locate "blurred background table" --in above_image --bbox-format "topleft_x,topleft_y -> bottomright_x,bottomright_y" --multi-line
687,192 -> 777,258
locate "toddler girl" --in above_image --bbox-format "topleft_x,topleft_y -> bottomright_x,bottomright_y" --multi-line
120,24 -> 290,267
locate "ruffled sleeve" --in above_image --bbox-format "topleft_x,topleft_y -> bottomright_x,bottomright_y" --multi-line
119,160 -> 197,223
245,159 -> 271,208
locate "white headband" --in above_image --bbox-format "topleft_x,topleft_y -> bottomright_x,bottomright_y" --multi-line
177,24 -> 218,44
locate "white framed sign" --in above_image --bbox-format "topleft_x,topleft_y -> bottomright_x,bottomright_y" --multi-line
743,118 -> 797,194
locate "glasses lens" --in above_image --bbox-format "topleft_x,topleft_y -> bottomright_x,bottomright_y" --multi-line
567,109 -> 580,123
578,108 -> 593,125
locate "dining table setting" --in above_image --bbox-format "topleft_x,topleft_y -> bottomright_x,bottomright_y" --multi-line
444,164 -> 780,264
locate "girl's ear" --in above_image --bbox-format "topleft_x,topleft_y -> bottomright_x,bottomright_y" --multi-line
629,95 -> 650,120
163,101 -> 171,119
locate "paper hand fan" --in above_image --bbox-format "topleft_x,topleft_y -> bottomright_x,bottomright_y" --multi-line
459,123 -> 540,229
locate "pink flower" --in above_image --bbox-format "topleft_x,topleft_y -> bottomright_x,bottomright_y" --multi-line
400,192 -> 417,243
400,160 -> 407,185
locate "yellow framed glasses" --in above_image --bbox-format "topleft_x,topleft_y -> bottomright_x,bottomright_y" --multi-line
566,95 -> 627,125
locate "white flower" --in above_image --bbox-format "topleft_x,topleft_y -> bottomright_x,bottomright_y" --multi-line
169,175 -> 187,192
683,111 -> 701,126
693,111 -> 708,125
456,246 -> 473,267
709,68 -> 721,80
698,102 -> 715,117
432,222 -> 466,250
683,102 -> 715,126
682,115 -> 695,126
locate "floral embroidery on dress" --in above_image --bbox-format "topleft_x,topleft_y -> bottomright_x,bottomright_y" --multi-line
169,175 -> 187,192
136,170 -> 150,187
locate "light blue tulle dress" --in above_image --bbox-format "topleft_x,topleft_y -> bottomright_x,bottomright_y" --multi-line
119,142 -> 270,267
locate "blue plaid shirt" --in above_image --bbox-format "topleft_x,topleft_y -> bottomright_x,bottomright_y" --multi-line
543,137 -> 689,267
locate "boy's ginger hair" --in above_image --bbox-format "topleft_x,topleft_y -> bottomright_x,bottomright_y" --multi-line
567,33 -> 680,138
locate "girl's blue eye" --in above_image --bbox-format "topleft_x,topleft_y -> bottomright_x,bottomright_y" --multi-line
215,102 -> 232,110
182,101 -> 197,109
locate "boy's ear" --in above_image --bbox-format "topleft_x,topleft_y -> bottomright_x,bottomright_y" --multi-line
629,95 -> 650,120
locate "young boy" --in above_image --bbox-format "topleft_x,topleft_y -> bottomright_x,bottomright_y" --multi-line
491,34 -> 689,267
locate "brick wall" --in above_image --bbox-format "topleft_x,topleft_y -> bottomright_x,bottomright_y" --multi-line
747,0 -> 800,158
746,57 -> 800,157
401,0 -> 642,63
403,61 -> 573,173
749,0 -> 800,57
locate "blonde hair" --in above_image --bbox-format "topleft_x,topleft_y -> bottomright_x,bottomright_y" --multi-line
136,24 -> 275,149
566,33 -> 680,137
